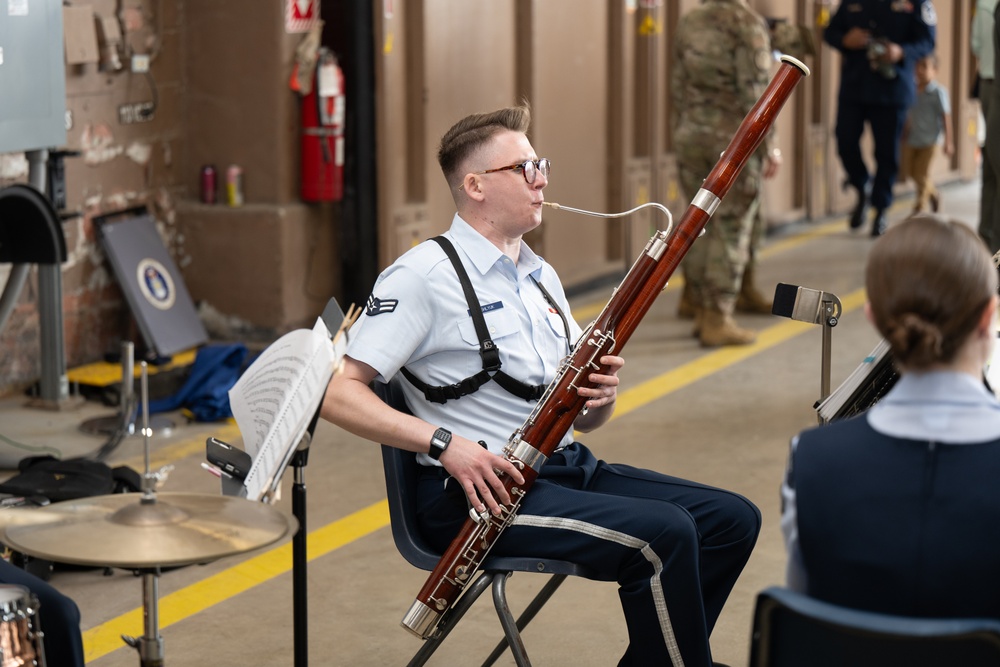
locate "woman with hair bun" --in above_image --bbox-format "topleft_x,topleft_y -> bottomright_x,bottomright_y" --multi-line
780,214 -> 1000,617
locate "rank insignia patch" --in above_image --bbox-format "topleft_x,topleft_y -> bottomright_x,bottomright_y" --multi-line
366,294 -> 399,316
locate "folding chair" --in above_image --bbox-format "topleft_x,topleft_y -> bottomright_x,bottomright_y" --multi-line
749,586 -> 1000,667
375,380 -> 598,667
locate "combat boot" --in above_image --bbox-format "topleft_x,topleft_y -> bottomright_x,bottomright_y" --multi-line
735,267 -> 773,314
699,309 -> 756,348
677,282 -> 697,319
691,308 -> 704,338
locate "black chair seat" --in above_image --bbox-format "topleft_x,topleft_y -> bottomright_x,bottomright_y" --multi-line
749,586 -> 1000,667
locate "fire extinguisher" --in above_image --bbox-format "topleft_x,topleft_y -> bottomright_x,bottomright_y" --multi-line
301,48 -> 345,202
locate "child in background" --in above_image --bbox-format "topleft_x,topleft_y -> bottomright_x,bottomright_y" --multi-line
899,54 -> 953,214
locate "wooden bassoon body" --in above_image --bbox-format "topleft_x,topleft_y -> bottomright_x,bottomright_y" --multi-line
402,55 -> 810,639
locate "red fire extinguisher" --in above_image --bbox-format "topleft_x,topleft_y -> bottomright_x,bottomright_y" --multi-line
301,48 -> 345,202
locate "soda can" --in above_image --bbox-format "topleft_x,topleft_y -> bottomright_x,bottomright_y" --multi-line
226,165 -> 244,207
200,165 -> 217,204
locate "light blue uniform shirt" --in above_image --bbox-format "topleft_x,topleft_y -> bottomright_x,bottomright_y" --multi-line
346,214 -> 584,464
781,370 -> 1000,591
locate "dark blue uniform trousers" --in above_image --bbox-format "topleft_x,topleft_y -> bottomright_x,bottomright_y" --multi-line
417,443 -> 761,667
835,101 -> 909,211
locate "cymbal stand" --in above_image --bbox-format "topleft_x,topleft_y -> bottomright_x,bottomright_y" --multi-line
121,567 -> 164,667
121,362 -> 166,667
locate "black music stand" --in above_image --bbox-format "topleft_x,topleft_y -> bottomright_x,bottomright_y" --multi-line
771,283 -> 843,418
211,297 -> 346,667
210,409 -> 318,667
285,296 -> 345,667
290,406 -> 322,667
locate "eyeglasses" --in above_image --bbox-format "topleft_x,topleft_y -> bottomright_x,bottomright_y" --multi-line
475,158 -> 551,184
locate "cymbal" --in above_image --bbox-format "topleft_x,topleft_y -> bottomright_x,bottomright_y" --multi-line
2,492 -> 295,569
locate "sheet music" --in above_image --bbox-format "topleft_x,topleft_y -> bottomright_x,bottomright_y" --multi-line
229,318 -> 346,501
986,332 -> 1000,392
815,338 -> 892,423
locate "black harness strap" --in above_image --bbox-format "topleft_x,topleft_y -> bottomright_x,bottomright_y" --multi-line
400,236 -> 569,404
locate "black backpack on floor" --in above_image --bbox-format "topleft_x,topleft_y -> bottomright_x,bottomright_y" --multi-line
0,455 -> 142,502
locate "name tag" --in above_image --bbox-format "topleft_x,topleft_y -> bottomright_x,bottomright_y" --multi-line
469,301 -> 503,316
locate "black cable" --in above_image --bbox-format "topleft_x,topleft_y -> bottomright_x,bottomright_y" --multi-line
0,433 -> 63,458
88,392 -> 138,462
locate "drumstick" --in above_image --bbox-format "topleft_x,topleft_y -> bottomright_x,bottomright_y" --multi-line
332,303 -> 360,347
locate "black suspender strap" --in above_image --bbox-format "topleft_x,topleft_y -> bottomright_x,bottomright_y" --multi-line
400,236 -> 568,404
432,236 -> 501,373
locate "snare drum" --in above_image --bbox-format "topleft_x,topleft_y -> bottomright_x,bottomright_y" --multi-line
0,585 -> 44,667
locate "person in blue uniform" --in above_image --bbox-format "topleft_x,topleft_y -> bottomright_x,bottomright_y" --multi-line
824,1 -> 937,236
321,105 -> 761,667
781,214 -> 1000,617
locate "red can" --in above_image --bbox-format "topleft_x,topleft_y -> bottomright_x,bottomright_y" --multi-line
200,165 -> 217,204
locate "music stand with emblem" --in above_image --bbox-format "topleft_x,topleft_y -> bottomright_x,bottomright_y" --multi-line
96,208 -> 208,358
91,208 -> 208,436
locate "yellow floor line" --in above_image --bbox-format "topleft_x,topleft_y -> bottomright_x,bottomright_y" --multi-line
84,220 -> 865,661
572,218 -> 846,323
615,287 -> 866,419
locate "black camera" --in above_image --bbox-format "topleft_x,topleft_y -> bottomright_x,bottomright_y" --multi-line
867,39 -> 897,80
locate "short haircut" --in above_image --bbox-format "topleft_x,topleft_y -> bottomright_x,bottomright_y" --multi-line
919,53 -> 938,68
437,106 -> 531,188
866,214 -> 997,369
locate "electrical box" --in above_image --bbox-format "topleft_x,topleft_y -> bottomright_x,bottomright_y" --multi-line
0,0 -> 67,154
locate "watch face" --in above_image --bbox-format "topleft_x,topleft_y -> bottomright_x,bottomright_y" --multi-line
429,428 -> 451,460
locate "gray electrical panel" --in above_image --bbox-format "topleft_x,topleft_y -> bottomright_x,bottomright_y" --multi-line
0,0 -> 66,153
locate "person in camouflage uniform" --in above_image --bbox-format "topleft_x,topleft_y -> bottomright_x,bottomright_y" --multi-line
735,19 -> 814,315
671,0 -> 782,347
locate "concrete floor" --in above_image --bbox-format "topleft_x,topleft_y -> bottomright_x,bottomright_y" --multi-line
0,178 -> 983,666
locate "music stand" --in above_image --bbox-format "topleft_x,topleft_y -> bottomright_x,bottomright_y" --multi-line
96,208 -> 208,359
772,283 -> 843,418
209,297 -> 350,667
79,340 -> 175,443
290,409 -> 320,667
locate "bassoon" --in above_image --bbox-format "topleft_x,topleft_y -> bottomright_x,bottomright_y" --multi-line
402,55 -> 810,639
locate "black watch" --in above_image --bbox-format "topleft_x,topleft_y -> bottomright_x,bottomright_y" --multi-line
428,427 -> 452,460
